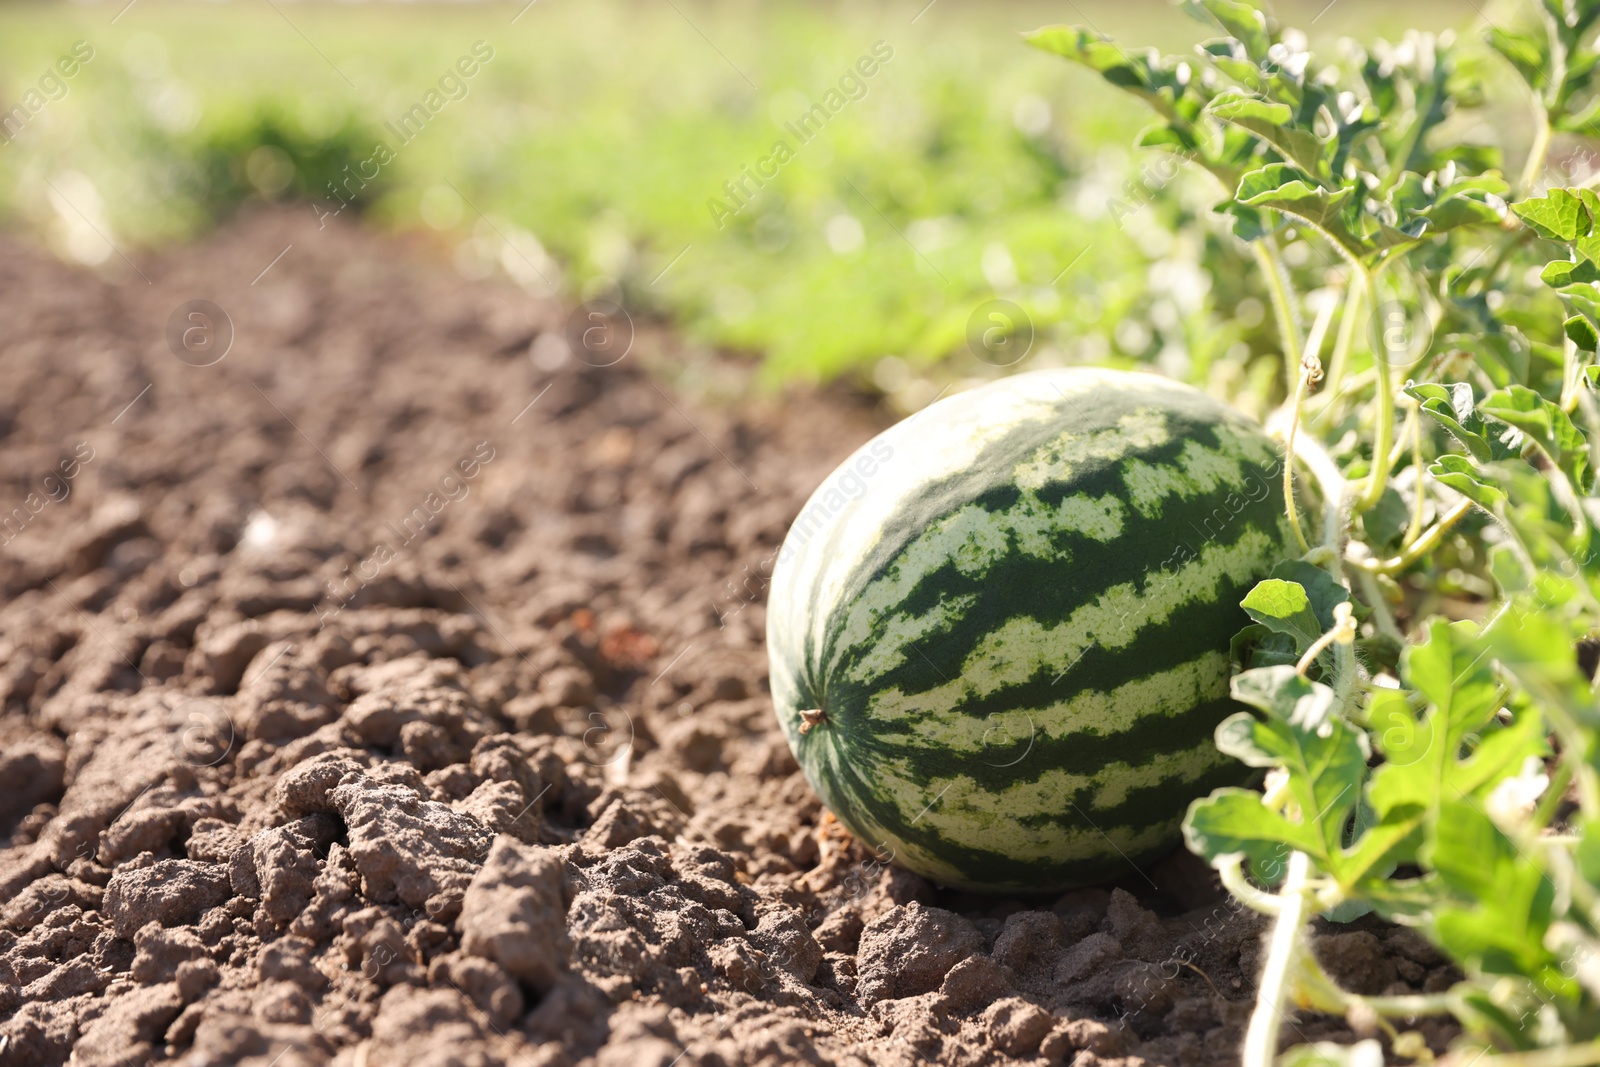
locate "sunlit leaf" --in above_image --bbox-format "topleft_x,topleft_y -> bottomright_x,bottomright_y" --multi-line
1210,92 -> 1327,177
1479,384 -> 1591,491
1512,189 -> 1593,241
1565,315 -> 1600,352
1429,454 -> 1508,509
1241,579 -> 1324,652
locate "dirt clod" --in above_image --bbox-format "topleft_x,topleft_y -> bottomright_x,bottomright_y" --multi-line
985,996 -> 1054,1055
1313,929 -> 1400,996
103,860 -> 233,939
460,836 -> 572,994
856,901 -> 984,1005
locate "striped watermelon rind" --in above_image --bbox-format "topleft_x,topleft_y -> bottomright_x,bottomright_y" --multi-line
766,368 -> 1296,893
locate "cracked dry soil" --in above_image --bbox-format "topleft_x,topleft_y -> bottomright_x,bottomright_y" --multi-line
0,210 -> 1461,1067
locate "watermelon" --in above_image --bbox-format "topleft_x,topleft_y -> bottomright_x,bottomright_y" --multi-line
766,368 -> 1296,892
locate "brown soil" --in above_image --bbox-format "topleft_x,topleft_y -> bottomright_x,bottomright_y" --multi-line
0,210 -> 1459,1067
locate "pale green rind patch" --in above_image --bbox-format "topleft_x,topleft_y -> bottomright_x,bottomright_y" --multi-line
865,525 -> 1277,718
1054,493 -> 1126,542
1013,407 -> 1171,490
873,650 -> 1229,747
871,745 -> 1227,857
1120,428 -> 1280,520
845,593 -> 978,685
834,489 -> 1131,685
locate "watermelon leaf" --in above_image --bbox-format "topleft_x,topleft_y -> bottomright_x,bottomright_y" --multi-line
1358,487 -> 1410,551
1225,668 -> 1369,870
1230,622 -> 1301,671
1229,666 -> 1340,732
1023,26 -> 1196,129
1231,165 -> 1370,261
1511,188 -> 1594,241
1564,315 -> 1599,352
1424,799 -> 1570,991
1404,381 -> 1523,463
1267,560 -> 1351,633
1183,787 -> 1317,885
1428,455 -> 1507,510
1209,93 -> 1327,179
1179,0 -> 1273,60
1478,385 -> 1592,492
1239,579 -> 1323,653
1400,618 -> 1503,744
1540,258 -> 1600,287
1345,622 -> 1543,895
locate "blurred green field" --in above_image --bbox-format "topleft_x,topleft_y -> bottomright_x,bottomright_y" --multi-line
0,0 -> 1490,396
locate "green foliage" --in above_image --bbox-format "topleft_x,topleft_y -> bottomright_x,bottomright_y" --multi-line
1192,666 -> 1365,881
0,1 -> 1477,400
1240,579 -> 1325,652
1233,560 -> 1349,676
1039,0 -> 1600,1060
183,101 -> 388,220
1030,1 -> 1509,270
0,1 -> 1186,394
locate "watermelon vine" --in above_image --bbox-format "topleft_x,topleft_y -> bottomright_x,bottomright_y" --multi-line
1032,1 -> 1600,1063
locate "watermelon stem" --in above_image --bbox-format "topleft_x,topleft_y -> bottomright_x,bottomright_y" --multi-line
1282,351 -> 1324,555
1242,851 -> 1310,1067
1285,421 -> 1361,713
798,708 -> 827,734
1353,571 -> 1403,642
1402,397 -> 1427,546
1295,602 -> 1355,677
1308,276 -> 1363,431
1350,499 -> 1475,577
1216,854 -> 1285,916
1353,263 -> 1397,516
1252,237 -> 1304,399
